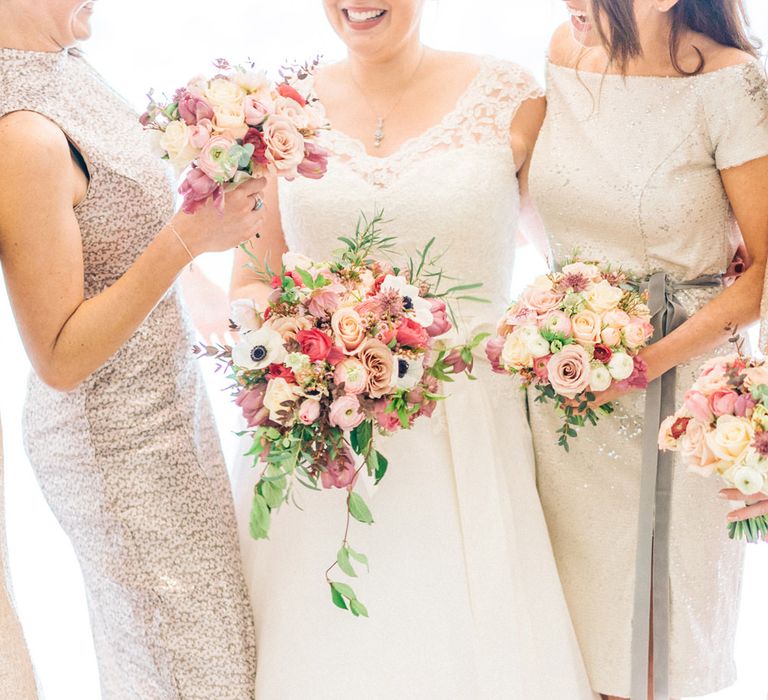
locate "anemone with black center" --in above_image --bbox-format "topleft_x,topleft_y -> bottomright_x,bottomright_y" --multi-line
402,296 -> 414,310
250,345 -> 268,363
398,358 -> 410,379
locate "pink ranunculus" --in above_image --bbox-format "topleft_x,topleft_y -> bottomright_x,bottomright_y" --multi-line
297,141 -> 329,180
521,287 -> 565,317
321,446 -> 358,490
179,167 -> 223,214
709,388 -> 739,417
197,135 -> 239,183
262,115 -> 306,178
298,398 -> 321,426
188,118 -> 214,149
297,329 -> 333,362
602,309 -> 631,328
486,336 -> 506,374
425,298 -> 451,337
533,355 -> 551,382
177,90 -> 215,125
235,385 -> 269,427
396,318 -> 430,349
684,390 -> 714,424
329,395 -> 365,431
308,284 -> 344,318
542,310 -> 572,338
334,358 -> 368,395
680,420 -> 719,475
373,399 -> 402,432
600,326 -> 622,347
547,345 -> 592,399
735,393 -> 757,418
243,95 -> 271,127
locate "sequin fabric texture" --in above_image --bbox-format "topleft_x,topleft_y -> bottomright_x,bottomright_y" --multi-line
528,60 -> 768,698
0,48 -> 256,699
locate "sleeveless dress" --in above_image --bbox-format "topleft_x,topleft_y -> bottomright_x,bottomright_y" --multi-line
0,47 -> 256,699
0,421 -> 38,699
528,60 -> 768,698
232,56 -> 597,700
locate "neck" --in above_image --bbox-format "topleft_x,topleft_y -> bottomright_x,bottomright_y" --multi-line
625,11 -> 683,74
346,36 -> 427,94
0,6 -> 63,52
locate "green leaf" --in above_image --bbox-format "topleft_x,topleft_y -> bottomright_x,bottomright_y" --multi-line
337,546 -> 357,577
330,581 -> 358,601
373,451 -> 389,485
260,479 -> 285,509
350,599 -> 369,618
249,493 -> 271,540
348,546 -> 370,572
294,267 -> 316,289
348,491 -> 374,524
350,420 -> 372,456
330,584 -> 348,610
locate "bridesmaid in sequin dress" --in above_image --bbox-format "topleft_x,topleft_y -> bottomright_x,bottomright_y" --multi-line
529,1 -> 768,699
0,420 -> 38,699
0,2 -> 265,697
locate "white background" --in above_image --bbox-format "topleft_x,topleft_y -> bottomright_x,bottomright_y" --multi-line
1,1 -> 767,698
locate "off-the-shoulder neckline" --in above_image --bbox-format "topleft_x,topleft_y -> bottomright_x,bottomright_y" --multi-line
547,58 -> 760,80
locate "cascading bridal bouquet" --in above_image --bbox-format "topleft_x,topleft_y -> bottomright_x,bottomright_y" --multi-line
141,58 -> 329,213
486,260 -> 654,450
195,213 -> 485,615
659,336 -> 768,543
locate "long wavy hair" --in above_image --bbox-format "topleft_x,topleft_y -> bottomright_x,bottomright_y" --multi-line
589,0 -> 759,74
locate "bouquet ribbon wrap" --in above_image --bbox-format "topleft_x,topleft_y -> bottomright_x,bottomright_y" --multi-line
631,271 -> 722,700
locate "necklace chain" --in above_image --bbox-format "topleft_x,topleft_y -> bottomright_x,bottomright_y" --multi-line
348,49 -> 427,149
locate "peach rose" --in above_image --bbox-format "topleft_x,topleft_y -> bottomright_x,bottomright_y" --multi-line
681,420 -> 719,475
571,310 -> 603,345
358,339 -> 395,398
267,315 -> 313,343
331,307 -> 367,354
521,287 -> 564,317
601,326 -> 622,346
263,115 -> 305,177
602,309 -> 631,328
623,320 -> 653,350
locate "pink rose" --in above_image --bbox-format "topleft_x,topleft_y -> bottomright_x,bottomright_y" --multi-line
709,388 -> 739,417
262,115 -> 306,178
298,398 -> 321,425
680,420 -> 719,475
331,307 -> 367,354
334,358 -> 368,395
243,95 -> 271,126
684,390 -> 714,424
373,399 -> 402,432
547,345 -> 592,399
297,141 -> 329,180
571,310 -> 603,346
329,395 -> 365,431
486,336 -> 505,374
396,318 -> 429,349
600,326 -> 622,347
623,320 -> 653,350
425,298 -> 451,337
321,446 -> 357,490
177,89 -> 214,125
521,288 -> 565,317
359,339 -> 395,398
735,393 -> 757,418
198,135 -> 239,183
235,385 -> 269,427
692,357 -> 731,393
179,167 -> 223,214
542,311 -> 572,338
297,329 -> 333,362
602,309 -> 631,328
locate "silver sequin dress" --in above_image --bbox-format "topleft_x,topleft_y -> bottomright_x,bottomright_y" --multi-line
0,47 -> 256,699
528,61 -> 768,698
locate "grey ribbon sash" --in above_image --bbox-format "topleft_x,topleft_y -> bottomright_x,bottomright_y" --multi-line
630,271 -> 722,700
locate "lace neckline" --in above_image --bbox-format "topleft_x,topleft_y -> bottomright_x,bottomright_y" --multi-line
325,55 -> 501,163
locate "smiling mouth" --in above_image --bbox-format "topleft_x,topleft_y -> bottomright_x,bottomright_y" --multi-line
567,6 -> 592,31
342,7 -> 388,26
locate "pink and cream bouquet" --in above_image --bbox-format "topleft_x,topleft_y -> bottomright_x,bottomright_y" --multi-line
141,58 -> 328,213
487,260 -> 653,449
195,214 -> 484,615
659,348 -> 768,543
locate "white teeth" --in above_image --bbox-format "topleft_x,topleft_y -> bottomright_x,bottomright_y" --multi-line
346,8 -> 386,23
568,7 -> 588,20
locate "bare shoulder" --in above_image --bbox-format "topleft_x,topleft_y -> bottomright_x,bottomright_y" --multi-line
548,22 -> 583,68
0,110 -> 72,172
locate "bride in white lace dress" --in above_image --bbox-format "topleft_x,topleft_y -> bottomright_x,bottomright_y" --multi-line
230,2 -> 595,697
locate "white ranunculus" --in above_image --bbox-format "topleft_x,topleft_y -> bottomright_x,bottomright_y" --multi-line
524,332 -> 551,359
230,299 -> 262,333
589,363 -> 613,392
732,466 -> 765,496
159,120 -> 199,174
204,77 -> 247,112
380,275 -> 434,328
607,352 -> 635,381
585,279 -> 625,314
263,378 -> 301,424
282,251 -> 314,272
391,354 -> 424,392
706,415 -> 754,464
231,327 -> 286,370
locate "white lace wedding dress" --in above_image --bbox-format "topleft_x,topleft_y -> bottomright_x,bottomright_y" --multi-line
233,56 -> 596,699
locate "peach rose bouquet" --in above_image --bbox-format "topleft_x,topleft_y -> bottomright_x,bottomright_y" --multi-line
195,212 -> 484,615
659,348 -> 768,543
487,259 -> 654,450
141,58 -> 328,213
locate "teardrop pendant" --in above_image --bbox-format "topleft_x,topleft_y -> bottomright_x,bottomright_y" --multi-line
373,117 -> 385,148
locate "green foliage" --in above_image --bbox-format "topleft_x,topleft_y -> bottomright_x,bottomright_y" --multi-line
348,492 -> 374,524
249,493 -> 271,540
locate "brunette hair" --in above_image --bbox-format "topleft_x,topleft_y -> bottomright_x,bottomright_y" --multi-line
589,0 -> 758,75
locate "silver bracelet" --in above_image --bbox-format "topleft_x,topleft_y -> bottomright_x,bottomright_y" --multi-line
168,222 -> 195,264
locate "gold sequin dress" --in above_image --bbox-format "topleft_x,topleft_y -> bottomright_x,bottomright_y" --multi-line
528,60 -> 768,698
0,421 -> 38,699
0,47 -> 256,699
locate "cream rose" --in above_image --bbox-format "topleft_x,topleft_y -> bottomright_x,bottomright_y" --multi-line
159,121 -> 199,174
274,95 -> 310,130
501,331 -> 534,369
212,103 -> 248,140
267,315 -> 313,344
203,77 -> 247,112
263,377 -> 301,423
680,419 -> 719,474
571,310 -> 603,345
601,326 -> 622,346
521,287 -> 564,317
706,415 -> 754,464
585,280 -> 625,314
332,307 -> 367,354
623,320 -> 652,350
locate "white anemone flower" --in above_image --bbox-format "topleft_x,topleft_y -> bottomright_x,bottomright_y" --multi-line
391,354 -> 424,392
380,275 -> 434,328
232,327 -> 286,371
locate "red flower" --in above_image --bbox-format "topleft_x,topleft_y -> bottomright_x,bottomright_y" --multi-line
297,329 -> 333,362
370,274 -> 388,296
266,364 -> 296,383
277,82 -> 307,107
396,318 -> 429,349
271,275 -> 283,289
670,416 -> 691,440
263,307 -> 272,321
243,127 -> 269,165
593,344 -> 613,364
326,346 -> 346,366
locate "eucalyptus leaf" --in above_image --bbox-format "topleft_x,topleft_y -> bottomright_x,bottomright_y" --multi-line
348,492 -> 374,524
336,546 -> 357,577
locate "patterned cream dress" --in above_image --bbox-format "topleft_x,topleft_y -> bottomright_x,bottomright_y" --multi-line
0,47 -> 256,699
0,420 -> 38,699
528,60 -> 768,698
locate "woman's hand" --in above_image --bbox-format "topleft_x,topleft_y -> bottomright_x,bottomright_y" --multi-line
720,489 -> 768,523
